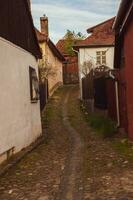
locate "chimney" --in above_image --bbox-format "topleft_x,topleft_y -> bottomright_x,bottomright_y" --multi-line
40,15 -> 49,37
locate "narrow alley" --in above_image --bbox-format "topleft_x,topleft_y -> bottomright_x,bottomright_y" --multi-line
1,85 -> 133,200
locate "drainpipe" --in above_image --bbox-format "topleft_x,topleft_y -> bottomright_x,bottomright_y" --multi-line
109,71 -> 120,127
72,47 -> 82,99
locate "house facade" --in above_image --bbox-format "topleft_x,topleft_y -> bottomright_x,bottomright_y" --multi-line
36,16 -> 64,106
56,34 -> 82,84
113,0 -> 133,139
74,18 -> 115,99
0,0 -> 42,164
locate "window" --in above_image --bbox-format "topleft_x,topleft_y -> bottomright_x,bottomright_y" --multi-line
29,67 -> 39,102
96,51 -> 106,65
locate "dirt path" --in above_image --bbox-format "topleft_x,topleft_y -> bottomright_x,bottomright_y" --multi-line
1,85 -> 133,200
67,85 -> 133,200
55,86 -> 84,200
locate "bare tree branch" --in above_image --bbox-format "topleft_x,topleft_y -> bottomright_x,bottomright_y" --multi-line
82,60 -> 94,77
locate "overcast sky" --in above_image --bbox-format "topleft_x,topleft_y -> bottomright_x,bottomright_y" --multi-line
31,0 -> 121,43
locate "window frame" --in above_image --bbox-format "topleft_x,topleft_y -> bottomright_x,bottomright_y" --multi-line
29,66 -> 39,103
96,51 -> 107,65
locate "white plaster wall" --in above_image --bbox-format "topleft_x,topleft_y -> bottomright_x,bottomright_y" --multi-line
40,42 -> 63,96
0,37 -> 42,161
79,47 -> 114,99
46,43 -> 63,96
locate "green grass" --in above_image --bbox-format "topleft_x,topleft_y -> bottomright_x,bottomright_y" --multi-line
41,103 -> 53,130
84,112 -> 117,138
112,139 -> 133,160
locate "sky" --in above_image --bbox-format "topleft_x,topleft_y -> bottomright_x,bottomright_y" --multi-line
31,0 -> 121,43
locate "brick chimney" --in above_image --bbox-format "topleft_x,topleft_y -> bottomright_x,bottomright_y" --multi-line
40,15 -> 49,37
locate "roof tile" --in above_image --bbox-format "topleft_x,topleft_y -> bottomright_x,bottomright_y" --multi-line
75,17 -> 115,47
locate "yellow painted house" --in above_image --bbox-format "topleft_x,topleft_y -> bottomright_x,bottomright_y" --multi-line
35,16 -> 65,99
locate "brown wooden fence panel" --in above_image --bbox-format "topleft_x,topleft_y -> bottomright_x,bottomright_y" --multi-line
106,78 -> 117,122
39,80 -> 48,112
82,72 -> 93,100
94,77 -> 108,109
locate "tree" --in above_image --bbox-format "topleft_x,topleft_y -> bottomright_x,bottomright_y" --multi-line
38,59 -> 57,83
82,60 -> 94,77
64,30 -> 86,56
77,32 -> 86,39
82,60 -> 94,107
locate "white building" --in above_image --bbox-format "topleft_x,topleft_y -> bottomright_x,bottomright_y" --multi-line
0,0 -> 42,164
74,17 -> 115,99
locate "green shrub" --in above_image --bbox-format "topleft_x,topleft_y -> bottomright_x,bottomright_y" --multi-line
88,114 -> 117,138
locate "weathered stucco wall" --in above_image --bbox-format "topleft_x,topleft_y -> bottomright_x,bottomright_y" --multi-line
40,42 -> 63,96
79,47 -> 114,99
0,37 -> 42,163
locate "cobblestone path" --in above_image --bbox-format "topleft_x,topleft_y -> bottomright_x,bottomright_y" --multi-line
55,87 -> 84,200
1,85 -> 133,200
0,85 -> 84,200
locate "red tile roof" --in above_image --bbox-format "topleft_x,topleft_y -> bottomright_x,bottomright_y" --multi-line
87,17 -> 115,33
35,28 -> 65,62
56,39 -> 83,55
74,17 -> 115,48
47,39 -> 65,62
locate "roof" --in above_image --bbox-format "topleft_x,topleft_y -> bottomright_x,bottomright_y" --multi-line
74,17 -> 115,49
47,39 -> 65,62
56,39 -> 83,55
113,0 -> 133,31
35,28 -> 47,43
24,0 -> 42,58
0,0 -> 42,59
35,28 -> 65,62
87,17 -> 115,33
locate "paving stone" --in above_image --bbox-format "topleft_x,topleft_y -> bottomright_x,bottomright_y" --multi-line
38,196 -> 49,200
0,86 -> 133,199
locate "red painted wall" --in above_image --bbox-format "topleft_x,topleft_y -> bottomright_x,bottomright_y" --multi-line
124,19 -> 133,139
64,55 -> 78,73
63,55 -> 79,84
116,69 -> 128,132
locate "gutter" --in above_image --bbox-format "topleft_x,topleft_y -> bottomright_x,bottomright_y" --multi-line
73,44 -> 114,49
113,0 -> 131,30
109,71 -> 120,127
120,1 -> 133,33
72,47 -> 82,99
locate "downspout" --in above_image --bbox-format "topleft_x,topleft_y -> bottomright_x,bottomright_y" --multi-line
72,47 -> 82,99
109,71 -> 120,127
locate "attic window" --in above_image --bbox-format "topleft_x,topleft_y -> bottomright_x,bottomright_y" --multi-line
96,51 -> 106,65
29,67 -> 39,103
